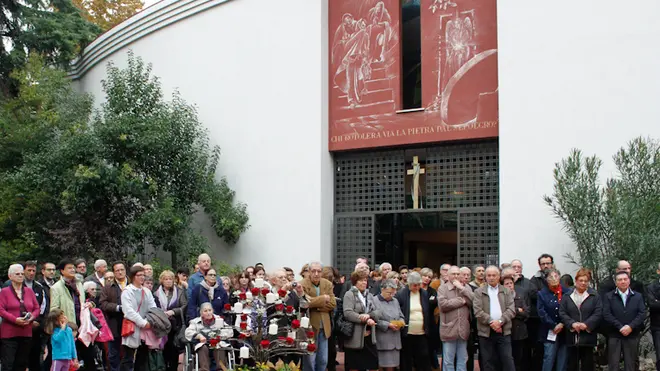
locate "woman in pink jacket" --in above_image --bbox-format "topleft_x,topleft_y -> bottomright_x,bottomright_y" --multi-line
0,263 -> 40,371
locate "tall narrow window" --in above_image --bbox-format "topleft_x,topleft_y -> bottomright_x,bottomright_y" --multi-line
401,0 -> 422,109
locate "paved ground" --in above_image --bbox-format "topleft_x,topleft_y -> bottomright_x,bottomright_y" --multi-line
334,352 -> 481,371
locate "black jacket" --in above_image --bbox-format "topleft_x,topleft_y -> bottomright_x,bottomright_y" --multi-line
529,271 -> 548,318
559,288 -> 602,347
602,288 -> 646,337
511,285 -> 530,341
396,287 -> 433,337
99,282 -> 124,338
646,280 -> 660,330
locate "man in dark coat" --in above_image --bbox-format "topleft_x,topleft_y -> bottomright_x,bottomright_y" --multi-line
603,271 -> 646,371
527,254 -> 554,371
99,262 -> 126,371
646,264 -> 660,371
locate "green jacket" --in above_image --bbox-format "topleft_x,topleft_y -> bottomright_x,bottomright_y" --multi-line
49,279 -> 86,322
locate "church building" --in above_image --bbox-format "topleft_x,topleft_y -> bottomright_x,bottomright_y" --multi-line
71,0 -> 660,276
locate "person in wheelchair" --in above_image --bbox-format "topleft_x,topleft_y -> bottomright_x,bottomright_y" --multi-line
185,302 -> 229,371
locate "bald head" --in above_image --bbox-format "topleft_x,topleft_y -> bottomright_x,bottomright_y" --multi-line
485,265 -> 501,287
355,262 -> 369,273
197,253 -> 211,273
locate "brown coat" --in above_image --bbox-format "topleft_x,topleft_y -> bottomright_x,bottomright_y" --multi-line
473,284 -> 516,337
301,277 -> 336,338
438,281 -> 473,341
99,281 -> 124,338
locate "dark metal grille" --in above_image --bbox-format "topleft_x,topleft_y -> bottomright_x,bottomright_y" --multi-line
426,142 -> 499,209
334,216 -> 374,276
458,210 -> 499,266
335,151 -> 406,213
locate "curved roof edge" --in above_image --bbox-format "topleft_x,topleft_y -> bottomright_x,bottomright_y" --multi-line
69,0 -> 234,80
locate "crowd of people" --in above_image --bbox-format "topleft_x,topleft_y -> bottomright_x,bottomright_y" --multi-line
0,253 -> 659,371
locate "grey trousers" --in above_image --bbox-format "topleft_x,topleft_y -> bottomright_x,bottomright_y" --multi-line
607,335 -> 640,371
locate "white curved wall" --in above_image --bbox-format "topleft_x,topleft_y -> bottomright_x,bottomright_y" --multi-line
75,0 -> 334,272
498,1 -> 660,277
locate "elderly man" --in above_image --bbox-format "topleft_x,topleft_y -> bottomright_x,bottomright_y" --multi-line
459,267 -> 471,285
598,260 -> 645,297
396,272 -> 433,371
440,264 -> 451,283
85,259 -> 108,287
469,265 -> 486,290
473,266 -> 516,371
439,266 -> 473,371
187,253 -> 212,299
301,262 -> 336,371
373,262 -> 393,292
143,264 -> 154,279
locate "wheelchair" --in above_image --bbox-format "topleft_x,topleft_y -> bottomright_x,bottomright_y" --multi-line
183,341 -> 237,371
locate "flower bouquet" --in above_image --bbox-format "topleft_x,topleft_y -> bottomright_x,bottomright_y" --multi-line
211,281 -> 315,367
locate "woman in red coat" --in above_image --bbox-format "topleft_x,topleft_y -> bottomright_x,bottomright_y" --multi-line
0,263 -> 40,371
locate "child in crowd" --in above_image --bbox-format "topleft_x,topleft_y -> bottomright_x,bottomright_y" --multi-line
44,309 -> 79,371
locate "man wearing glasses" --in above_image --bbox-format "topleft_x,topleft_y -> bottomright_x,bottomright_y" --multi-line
527,253 -> 554,371
39,262 -> 58,289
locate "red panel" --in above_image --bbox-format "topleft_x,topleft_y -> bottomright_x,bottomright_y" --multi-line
329,0 -> 499,151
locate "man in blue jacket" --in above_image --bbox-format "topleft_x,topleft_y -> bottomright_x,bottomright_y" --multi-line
603,271 -> 646,371
187,253 -> 212,301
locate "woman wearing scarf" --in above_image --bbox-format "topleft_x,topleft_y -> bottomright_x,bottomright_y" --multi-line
185,302 -> 228,371
343,269 -> 381,371
0,264 -> 40,371
155,270 -> 188,371
537,268 -> 571,371
559,268 -> 601,371
373,279 -> 405,371
187,269 -> 228,320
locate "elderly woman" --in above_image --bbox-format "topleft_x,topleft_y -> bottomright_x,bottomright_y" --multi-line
420,267 -> 440,370
537,268 -> 570,371
396,271 -> 432,371
120,264 -> 157,371
154,270 -> 188,371
83,281 -> 100,307
188,269 -> 228,319
502,273 -> 529,371
343,270 -> 381,371
219,276 -> 231,293
185,302 -> 228,371
386,271 -> 403,290
559,268 -> 601,371
373,279 -> 405,371
0,264 -> 40,371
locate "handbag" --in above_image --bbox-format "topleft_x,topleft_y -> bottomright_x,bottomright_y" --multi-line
172,310 -> 188,349
121,288 -> 145,337
334,298 -> 354,338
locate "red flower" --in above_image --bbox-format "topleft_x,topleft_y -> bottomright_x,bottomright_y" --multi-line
239,292 -> 246,300
209,338 -> 219,347
241,314 -> 248,321
261,288 -> 270,296
286,337 -> 295,345
223,304 -> 231,311
260,340 -> 271,348
286,306 -> 294,313
306,331 -> 315,338
251,288 -> 260,296
275,304 -> 284,312
307,343 -> 316,352
239,333 -> 247,339
278,289 -> 287,298
240,322 -> 247,329
291,319 -> 300,329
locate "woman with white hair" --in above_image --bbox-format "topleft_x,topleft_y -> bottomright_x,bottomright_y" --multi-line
83,281 -> 100,307
185,302 -> 228,371
0,264 -> 40,371
395,272 -> 433,371
373,279 -> 405,371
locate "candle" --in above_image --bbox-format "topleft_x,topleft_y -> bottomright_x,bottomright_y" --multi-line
300,316 -> 310,328
288,331 -> 296,340
239,346 -> 250,359
254,278 -> 264,288
268,323 -> 278,335
266,293 -> 276,304
234,302 -> 243,313
246,291 -> 253,300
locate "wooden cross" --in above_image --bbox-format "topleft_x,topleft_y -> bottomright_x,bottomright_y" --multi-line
406,156 -> 425,209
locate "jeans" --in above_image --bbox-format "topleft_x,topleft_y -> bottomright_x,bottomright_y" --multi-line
442,339 -> 468,371
303,332 -> 328,371
542,341 -> 567,371
108,337 -> 122,371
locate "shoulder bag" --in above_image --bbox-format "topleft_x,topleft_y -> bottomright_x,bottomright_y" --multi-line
121,288 -> 145,337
